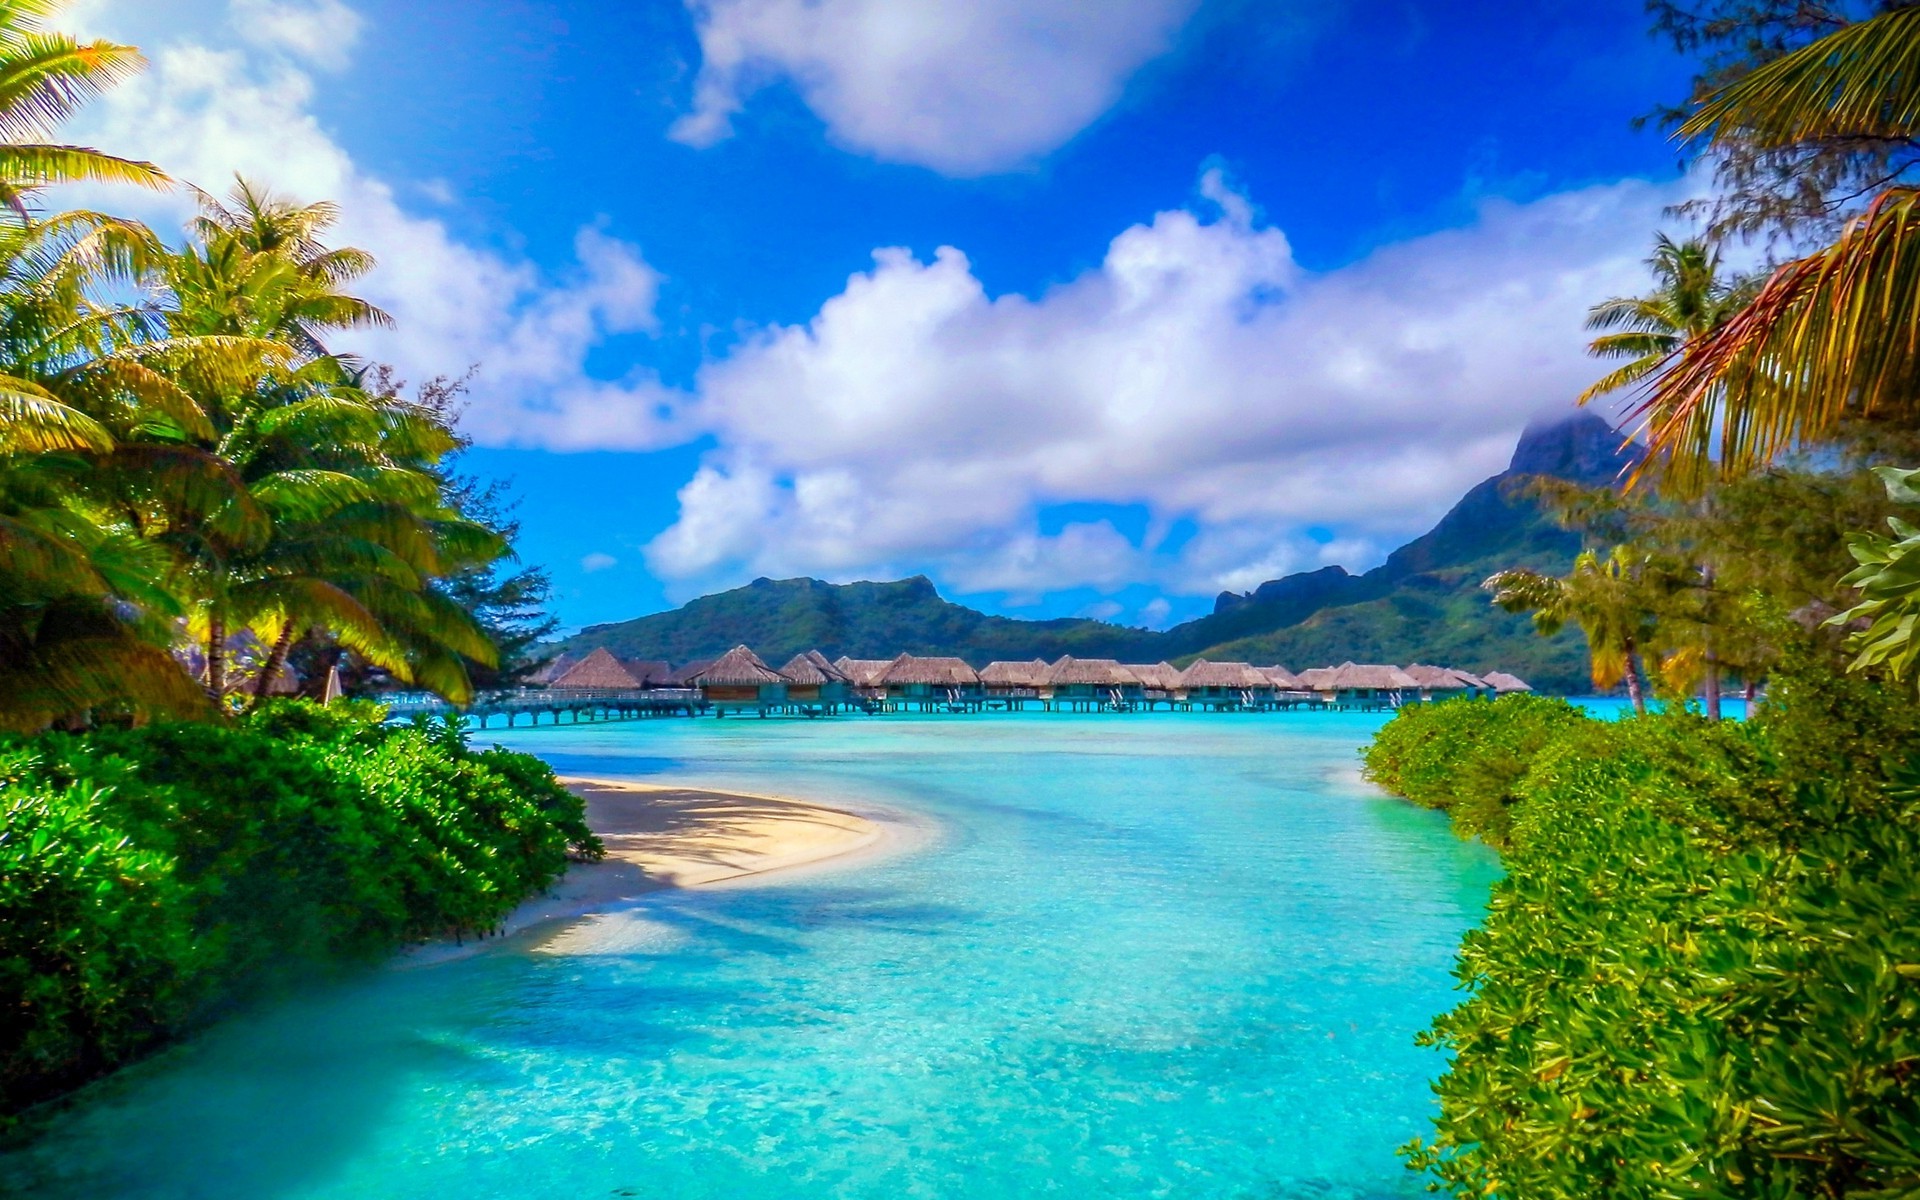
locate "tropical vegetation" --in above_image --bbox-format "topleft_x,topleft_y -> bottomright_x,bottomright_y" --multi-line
0,0 -> 588,1123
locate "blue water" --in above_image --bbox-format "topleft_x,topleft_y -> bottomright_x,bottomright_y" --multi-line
1,713 -> 1499,1199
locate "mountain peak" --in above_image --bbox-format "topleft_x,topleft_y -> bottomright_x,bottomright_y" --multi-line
1507,411 -> 1642,484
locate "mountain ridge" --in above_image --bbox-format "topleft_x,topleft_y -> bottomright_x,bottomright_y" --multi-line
557,413 -> 1638,691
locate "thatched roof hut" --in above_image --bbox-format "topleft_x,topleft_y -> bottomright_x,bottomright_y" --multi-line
980,659 -> 1050,687
550,647 -> 644,689
1044,657 -> 1140,687
1483,671 -> 1533,693
1403,663 -> 1474,691
778,650 -> 850,686
1321,662 -> 1420,691
834,658 -> 895,688
1258,665 -> 1305,689
526,653 -> 577,685
664,659 -> 714,686
1447,668 -> 1490,689
691,645 -> 788,686
1124,662 -> 1185,690
1296,667 -> 1336,690
621,659 -> 673,687
880,654 -> 981,686
1179,659 -> 1268,689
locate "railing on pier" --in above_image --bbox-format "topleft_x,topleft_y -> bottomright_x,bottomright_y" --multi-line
378,687 -> 706,728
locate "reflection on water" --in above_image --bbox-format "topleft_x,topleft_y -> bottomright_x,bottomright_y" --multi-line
2,712 -> 1499,1200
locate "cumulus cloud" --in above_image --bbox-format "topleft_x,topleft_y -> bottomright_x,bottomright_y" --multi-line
62,0 -> 686,451
671,0 -> 1202,174
580,552 -> 620,573
645,169 -> 1688,600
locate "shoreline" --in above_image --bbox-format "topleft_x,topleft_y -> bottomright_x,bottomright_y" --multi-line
407,778 -> 914,964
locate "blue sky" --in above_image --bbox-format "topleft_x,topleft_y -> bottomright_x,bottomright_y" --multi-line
68,0 -> 1695,632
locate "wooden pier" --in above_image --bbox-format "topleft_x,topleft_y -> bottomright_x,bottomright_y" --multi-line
382,688 -> 706,729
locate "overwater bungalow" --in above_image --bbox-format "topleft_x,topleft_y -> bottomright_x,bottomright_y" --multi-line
879,654 -> 984,712
834,658 -> 895,705
622,659 -> 674,687
664,659 -> 714,687
980,659 -> 1049,709
549,647 -> 645,690
1042,657 -> 1141,711
1125,662 -> 1187,709
1257,665 -> 1314,709
527,653 -> 577,686
1402,663 -> 1477,703
1179,659 -> 1270,710
690,645 -> 790,715
1314,662 -> 1420,710
1483,671 -> 1533,694
777,650 -> 852,713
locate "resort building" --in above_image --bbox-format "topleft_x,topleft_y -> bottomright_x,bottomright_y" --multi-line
526,653 -> 577,686
1313,662 -> 1421,710
1042,657 -> 1141,711
1483,671 -> 1533,693
689,646 -> 790,714
621,659 -> 675,687
1402,663 -> 1477,703
664,659 -> 714,687
834,658 -> 896,705
1125,663 -> 1187,708
878,654 -> 984,712
548,647 -> 645,690
1178,660 -> 1270,710
777,651 -> 853,713
980,659 -> 1050,709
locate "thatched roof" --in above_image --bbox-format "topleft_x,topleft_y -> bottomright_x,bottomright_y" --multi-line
981,659 -> 1050,686
1045,656 -> 1139,686
1179,659 -> 1268,688
621,659 -> 673,687
551,647 -> 644,689
1403,663 -> 1474,690
1483,671 -> 1533,693
834,658 -> 894,686
664,658 -> 714,686
1322,662 -> 1420,690
526,654 -> 577,685
1258,665 -> 1305,689
1296,667 -> 1337,689
691,645 -> 787,687
880,654 -> 980,686
805,650 -> 851,682
1448,669 -> 1489,689
1125,662 -> 1184,689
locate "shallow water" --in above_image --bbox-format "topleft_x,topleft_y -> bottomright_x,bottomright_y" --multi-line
2,712 -> 1499,1200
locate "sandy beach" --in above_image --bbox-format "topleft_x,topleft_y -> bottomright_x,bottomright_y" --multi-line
409,778 -> 902,961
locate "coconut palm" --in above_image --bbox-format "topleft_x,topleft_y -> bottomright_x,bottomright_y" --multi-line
1579,235 -> 1741,408
1485,547 -> 1660,712
0,0 -> 167,208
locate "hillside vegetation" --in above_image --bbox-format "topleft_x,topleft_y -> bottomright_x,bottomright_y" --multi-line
560,416 -> 1632,691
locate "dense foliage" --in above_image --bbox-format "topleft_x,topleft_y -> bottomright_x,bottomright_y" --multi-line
1366,679 -> 1920,1197
0,699 -> 600,1118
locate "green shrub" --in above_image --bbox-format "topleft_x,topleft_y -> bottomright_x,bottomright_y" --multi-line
1361,694 -> 1591,845
1384,665 -> 1920,1197
0,701 -> 601,1117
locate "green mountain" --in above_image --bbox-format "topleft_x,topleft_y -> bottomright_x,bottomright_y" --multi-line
557,414 -> 1638,692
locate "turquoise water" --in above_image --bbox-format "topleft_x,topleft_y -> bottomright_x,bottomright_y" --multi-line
2,713 -> 1499,1199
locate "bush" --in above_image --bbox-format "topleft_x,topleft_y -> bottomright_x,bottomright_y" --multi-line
1361,694 -> 1591,845
1379,667 -> 1920,1197
0,701 -> 601,1117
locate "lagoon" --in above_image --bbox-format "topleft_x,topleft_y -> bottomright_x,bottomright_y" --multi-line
2,712 -> 1499,1199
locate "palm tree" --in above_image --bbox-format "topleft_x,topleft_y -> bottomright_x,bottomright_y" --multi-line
1579,235 -> 1741,407
0,1 -> 168,207
1485,547 -> 1659,713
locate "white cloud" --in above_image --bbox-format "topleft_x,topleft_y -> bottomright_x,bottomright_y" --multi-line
61,0 -> 686,452
580,552 -> 620,573
671,0 -> 1203,174
645,169 -> 1689,600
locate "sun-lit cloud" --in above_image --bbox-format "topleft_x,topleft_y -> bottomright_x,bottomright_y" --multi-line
642,169 -> 1688,600
670,0 -> 1204,174
61,0 -> 688,453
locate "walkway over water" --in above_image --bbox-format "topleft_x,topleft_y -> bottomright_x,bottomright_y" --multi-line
381,687 -> 705,728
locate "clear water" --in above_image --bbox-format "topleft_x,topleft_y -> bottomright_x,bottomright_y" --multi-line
1,712 -> 1499,1200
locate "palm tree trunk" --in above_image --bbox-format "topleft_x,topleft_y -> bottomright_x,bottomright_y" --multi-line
1624,642 -> 1648,716
249,624 -> 298,709
205,615 -> 226,701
